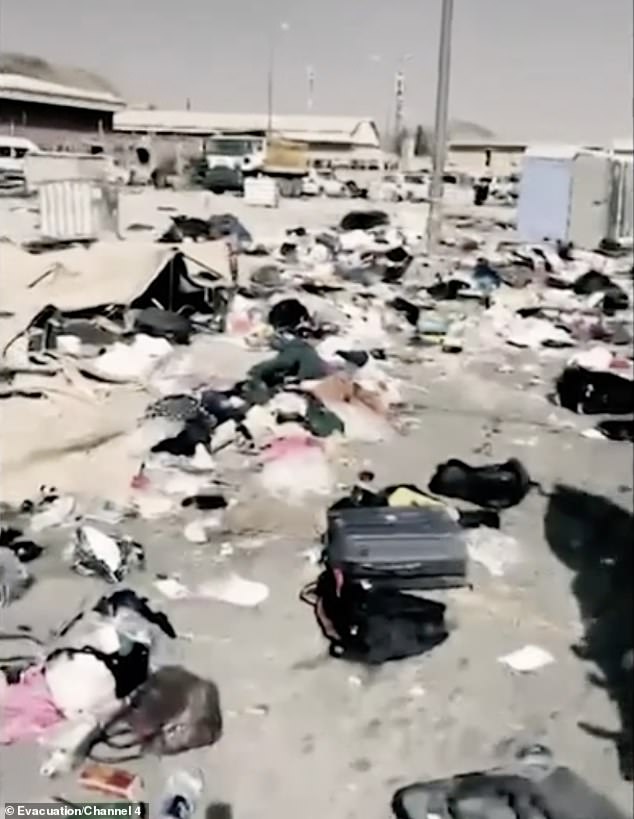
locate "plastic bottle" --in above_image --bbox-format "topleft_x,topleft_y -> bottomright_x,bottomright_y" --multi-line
157,769 -> 204,819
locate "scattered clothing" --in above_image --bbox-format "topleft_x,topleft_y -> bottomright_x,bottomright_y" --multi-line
556,367 -> 634,415
0,666 -> 64,744
498,644 -> 555,673
248,339 -> 328,387
268,298 -> 312,333
339,210 -> 389,231
134,308 -> 192,345
428,457 -> 531,509
181,494 -> 228,510
596,419 -> 634,442
197,573 -> 269,607
73,526 -> 145,584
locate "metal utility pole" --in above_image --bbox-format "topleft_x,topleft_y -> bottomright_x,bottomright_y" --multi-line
266,39 -> 275,137
267,22 -> 289,137
307,65 -> 315,112
394,70 -> 405,150
426,0 -> 454,254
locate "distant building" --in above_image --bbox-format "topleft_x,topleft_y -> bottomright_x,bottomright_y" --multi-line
446,139 -> 528,178
611,138 -> 633,158
113,109 -> 382,167
0,71 -> 125,149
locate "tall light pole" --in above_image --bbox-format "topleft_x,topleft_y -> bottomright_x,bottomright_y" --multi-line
267,21 -> 290,137
393,53 -> 413,151
426,0 -> 454,254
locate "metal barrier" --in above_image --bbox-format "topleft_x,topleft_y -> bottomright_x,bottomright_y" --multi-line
38,180 -> 110,241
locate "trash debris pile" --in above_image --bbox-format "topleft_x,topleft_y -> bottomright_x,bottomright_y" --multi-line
0,202 -> 631,812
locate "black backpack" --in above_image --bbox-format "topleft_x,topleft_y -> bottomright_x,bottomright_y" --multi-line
301,567 -> 449,664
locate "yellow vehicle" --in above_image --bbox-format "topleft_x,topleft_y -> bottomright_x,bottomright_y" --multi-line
204,134 -> 308,196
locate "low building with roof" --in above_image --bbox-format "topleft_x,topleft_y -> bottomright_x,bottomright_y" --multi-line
446,137 -> 529,178
0,54 -> 125,149
113,109 -> 383,167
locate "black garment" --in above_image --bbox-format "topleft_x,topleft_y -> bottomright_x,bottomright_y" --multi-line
134,308 -> 192,344
597,419 -> 634,442
170,216 -> 211,240
557,240 -> 575,261
427,279 -> 469,300
199,389 -> 246,425
0,528 -> 43,562
573,270 -> 616,295
386,246 -> 410,264
390,297 -> 420,327
91,589 -> 176,639
207,213 -> 252,244
268,299 -> 312,333
336,350 -> 370,367
473,181 -> 490,206
181,494 -> 228,510
428,458 -> 531,509
556,367 -> 634,415
457,509 -> 500,529
151,415 -> 212,456
305,568 -> 449,664
339,210 -> 389,231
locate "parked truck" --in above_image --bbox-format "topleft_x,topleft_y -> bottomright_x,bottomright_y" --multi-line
202,134 -> 309,196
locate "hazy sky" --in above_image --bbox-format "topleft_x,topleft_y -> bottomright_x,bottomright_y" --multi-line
1,0 -> 632,142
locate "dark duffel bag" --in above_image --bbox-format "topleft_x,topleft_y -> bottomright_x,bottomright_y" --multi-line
301,567 -> 449,664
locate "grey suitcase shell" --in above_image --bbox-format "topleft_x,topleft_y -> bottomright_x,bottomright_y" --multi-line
326,506 -> 467,589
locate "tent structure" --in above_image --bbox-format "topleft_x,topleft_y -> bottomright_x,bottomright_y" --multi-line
0,239 -> 233,358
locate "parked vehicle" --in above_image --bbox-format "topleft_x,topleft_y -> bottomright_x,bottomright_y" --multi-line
302,169 -> 347,197
204,135 -> 308,196
368,172 -> 429,202
0,136 -> 40,189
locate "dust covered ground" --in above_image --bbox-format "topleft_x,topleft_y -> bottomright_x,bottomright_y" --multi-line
1,192 -> 632,818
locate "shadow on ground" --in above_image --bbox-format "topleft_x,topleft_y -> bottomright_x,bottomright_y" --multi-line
544,484 -> 633,781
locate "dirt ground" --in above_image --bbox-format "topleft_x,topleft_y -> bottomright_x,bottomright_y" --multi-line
1,192 -> 632,818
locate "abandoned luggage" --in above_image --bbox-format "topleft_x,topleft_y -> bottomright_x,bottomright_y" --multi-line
325,507 -> 467,589
392,764 -> 628,819
302,567 -> 449,664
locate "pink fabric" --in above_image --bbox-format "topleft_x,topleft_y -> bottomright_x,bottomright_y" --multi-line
261,434 -> 322,462
0,666 -> 64,744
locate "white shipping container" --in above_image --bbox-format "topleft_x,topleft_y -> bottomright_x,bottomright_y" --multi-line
517,146 -> 611,249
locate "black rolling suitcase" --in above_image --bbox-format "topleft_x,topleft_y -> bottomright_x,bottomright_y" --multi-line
325,506 -> 467,590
